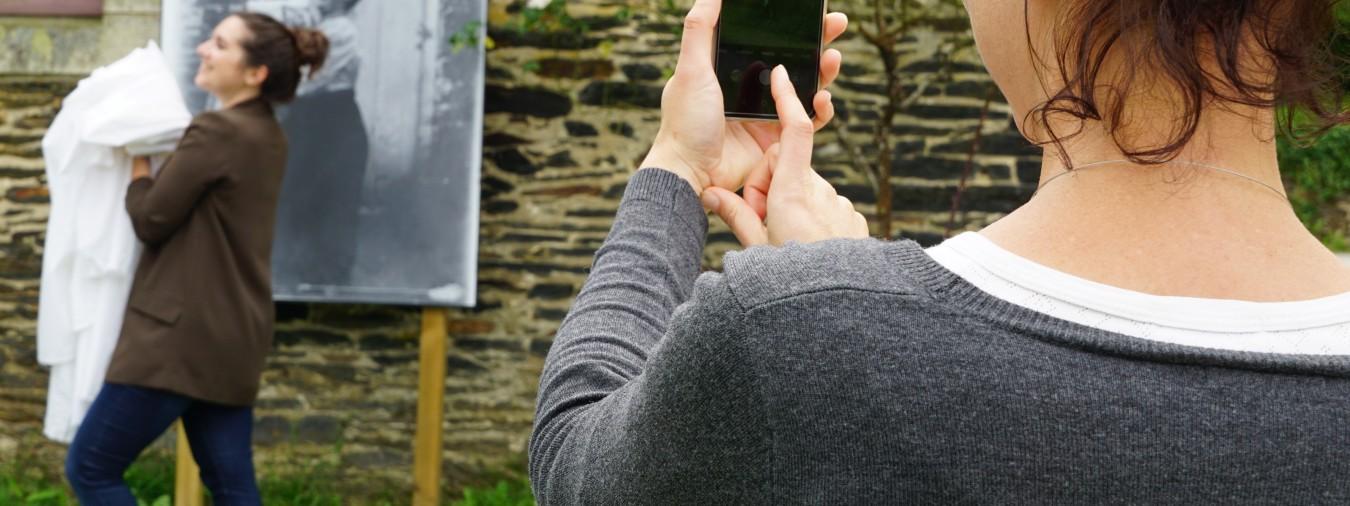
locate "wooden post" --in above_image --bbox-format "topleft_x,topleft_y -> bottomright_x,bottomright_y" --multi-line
412,307 -> 449,505
174,421 -> 203,506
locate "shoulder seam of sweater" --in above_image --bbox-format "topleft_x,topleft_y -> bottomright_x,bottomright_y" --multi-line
741,286 -> 921,312
723,239 -> 925,309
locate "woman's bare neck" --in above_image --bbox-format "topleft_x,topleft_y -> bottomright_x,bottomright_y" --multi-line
979,125 -> 1350,302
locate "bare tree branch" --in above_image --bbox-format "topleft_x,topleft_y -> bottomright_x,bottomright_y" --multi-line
945,84 -> 997,236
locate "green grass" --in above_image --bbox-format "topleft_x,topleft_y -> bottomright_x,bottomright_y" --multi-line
450,479 -> 535,506
0,451 -> 533,506
0,451 -> 71,506
0,452 -> 189,506
256,454 -> 347,506
123,453 -> 175,505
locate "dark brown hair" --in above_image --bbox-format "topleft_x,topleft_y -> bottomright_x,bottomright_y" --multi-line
233,12 -> 331,103
1025,0 -> 1350,167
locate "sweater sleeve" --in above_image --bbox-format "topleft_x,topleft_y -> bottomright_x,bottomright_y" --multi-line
529,168 -> 771,505
125,113 -> 230,246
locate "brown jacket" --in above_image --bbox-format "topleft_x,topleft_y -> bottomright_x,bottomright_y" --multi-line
106,98 -> 287,406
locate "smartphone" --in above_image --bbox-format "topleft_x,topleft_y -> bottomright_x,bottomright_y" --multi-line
715,0 -> 827,121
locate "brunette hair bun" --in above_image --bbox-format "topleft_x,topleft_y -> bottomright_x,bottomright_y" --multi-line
233,12 -> 332,103
290,27 -> 330,79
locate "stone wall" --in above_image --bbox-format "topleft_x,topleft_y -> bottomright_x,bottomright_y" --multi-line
0,0 -> 160,75
0,0 -> 1036,497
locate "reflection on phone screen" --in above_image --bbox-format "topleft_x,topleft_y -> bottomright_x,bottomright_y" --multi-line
716,0 -> 824,118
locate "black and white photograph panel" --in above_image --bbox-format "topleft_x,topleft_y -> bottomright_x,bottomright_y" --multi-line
161,0 -> 484,307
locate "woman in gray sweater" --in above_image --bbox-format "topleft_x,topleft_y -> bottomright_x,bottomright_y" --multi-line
530,0 -> 1350,503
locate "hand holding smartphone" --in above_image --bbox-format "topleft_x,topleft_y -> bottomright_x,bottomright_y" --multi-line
715,0 -> 828,120
639,0 -> 845,196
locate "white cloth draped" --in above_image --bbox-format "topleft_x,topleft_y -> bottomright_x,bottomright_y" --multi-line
38,41 -> 192,443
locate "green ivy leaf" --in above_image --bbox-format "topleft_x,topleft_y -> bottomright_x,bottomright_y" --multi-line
24,488 -> 60,504
449,20 -> 485,54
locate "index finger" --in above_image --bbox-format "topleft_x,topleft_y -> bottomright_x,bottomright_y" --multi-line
769,65 -> 816,182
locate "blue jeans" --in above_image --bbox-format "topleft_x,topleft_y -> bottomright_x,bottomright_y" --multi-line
65,383 -> 261,506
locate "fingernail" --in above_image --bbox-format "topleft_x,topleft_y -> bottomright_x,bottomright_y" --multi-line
774,66 -> 793,89
701,191 -> 720,211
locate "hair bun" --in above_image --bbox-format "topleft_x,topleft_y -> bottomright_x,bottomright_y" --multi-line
290,27 -> 330,79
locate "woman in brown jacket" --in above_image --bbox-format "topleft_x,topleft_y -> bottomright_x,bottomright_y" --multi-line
65,12 -> 329,505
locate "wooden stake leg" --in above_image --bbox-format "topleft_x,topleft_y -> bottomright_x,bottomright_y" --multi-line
174,420 -> 203,506
413,308 -> 449,506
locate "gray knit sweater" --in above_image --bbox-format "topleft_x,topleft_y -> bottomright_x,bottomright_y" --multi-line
529,168 -> 1350,505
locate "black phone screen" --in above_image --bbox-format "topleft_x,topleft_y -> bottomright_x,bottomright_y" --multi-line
716,0 -> 825,119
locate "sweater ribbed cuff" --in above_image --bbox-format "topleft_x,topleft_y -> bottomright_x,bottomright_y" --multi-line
625,168 -> 708,232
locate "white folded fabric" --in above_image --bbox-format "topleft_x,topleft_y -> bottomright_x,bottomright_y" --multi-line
38,41 -> 193,443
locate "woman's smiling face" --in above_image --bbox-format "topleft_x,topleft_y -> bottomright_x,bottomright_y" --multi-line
194,15 -> 265,98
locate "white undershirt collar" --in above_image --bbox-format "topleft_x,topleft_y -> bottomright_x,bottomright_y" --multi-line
927,232 -> 1350,355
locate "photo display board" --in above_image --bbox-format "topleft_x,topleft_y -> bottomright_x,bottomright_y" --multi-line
162,0 -> 484,307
